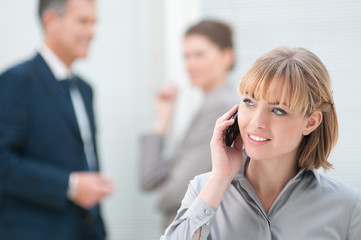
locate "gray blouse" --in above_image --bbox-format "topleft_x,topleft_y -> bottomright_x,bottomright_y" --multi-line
161,155 -> 361,239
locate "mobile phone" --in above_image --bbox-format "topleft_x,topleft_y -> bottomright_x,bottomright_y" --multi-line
225,111 -> 239,146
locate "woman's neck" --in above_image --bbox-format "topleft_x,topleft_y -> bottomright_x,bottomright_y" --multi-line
245,158 -> 299,213
202,75 -> 227,93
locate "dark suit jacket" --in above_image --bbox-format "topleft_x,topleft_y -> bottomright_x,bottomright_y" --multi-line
0,54 -> 105,240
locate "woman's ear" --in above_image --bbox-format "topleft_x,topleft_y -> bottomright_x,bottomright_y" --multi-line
303,110 -> 323,136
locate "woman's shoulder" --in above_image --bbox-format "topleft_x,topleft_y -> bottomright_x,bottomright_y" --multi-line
314,173 -> 361,237
312,170 -> 360,202
205,84 -> 239,104
200,85 -> 239,117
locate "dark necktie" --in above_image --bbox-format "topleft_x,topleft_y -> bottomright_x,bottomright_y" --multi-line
58,77 -> 97,171
59,77 -> 76,96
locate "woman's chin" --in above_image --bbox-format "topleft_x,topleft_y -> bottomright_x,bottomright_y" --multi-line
244,148 -> 266,162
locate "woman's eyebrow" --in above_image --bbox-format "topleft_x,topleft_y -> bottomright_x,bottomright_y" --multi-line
244,91 -> 257,99
244,92 -> 289,106
268,101 -> 291,108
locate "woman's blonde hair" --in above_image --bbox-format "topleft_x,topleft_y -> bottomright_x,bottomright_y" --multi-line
239,47 -> 338,170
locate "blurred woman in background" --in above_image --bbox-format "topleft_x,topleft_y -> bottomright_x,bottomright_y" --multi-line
139,20 -> 240,228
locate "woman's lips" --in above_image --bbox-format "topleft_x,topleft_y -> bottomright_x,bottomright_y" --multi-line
247,134 -> 270,145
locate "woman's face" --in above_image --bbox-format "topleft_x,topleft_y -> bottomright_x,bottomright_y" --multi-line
184,34 -> 231,92
237,91 -> 311,164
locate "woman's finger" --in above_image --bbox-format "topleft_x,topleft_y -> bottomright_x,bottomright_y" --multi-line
233,134 -> 243,151
216,104 -> 239,124
211,118 -> 237,146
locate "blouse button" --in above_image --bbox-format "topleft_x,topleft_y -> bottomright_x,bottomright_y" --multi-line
204,209 -> 211,215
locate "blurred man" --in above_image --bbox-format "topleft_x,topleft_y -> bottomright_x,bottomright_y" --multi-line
0,0 -> 114,239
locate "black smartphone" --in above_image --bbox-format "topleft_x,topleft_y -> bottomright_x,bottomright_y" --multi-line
225,111 -> 239,147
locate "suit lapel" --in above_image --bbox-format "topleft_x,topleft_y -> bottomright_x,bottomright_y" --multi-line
31,53 -> 82,140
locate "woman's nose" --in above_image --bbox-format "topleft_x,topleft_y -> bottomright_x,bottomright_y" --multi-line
249,108 -> 268,129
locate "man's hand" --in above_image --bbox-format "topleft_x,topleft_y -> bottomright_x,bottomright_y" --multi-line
70,172 -> 115,209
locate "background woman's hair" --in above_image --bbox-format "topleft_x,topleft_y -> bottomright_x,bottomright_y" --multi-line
185,19 -> 233,50
239,46 -> 338,170
185,19 -> 235,70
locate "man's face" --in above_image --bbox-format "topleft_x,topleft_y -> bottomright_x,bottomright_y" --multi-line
49,0 -> 97,65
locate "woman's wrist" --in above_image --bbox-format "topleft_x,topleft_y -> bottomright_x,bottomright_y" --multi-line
208,173 -> 234,190
198,175 -> 232,208
153,115 -> 171,134
153,122 -> 167,134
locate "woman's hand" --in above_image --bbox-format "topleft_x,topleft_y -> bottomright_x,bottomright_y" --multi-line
153,85 -> 178,134
209,104 -> 243,187
198,105 -> 243,210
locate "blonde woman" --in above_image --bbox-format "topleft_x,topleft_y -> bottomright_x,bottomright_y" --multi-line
161,47 -> 361,239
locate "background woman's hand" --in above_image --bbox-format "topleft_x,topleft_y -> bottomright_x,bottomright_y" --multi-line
210,105 -> 243,186
153,85 -> 178,134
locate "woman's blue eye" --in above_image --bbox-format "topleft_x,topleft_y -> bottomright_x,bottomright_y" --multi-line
243,98 -> 254,106
273,108 -> 287,115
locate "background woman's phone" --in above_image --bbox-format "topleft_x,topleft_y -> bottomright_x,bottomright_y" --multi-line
225,111 -> 239,146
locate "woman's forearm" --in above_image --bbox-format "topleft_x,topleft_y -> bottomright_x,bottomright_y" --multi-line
198,174 -> 231,208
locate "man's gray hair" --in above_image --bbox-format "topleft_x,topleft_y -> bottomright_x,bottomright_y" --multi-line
38,0 -> 67,20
